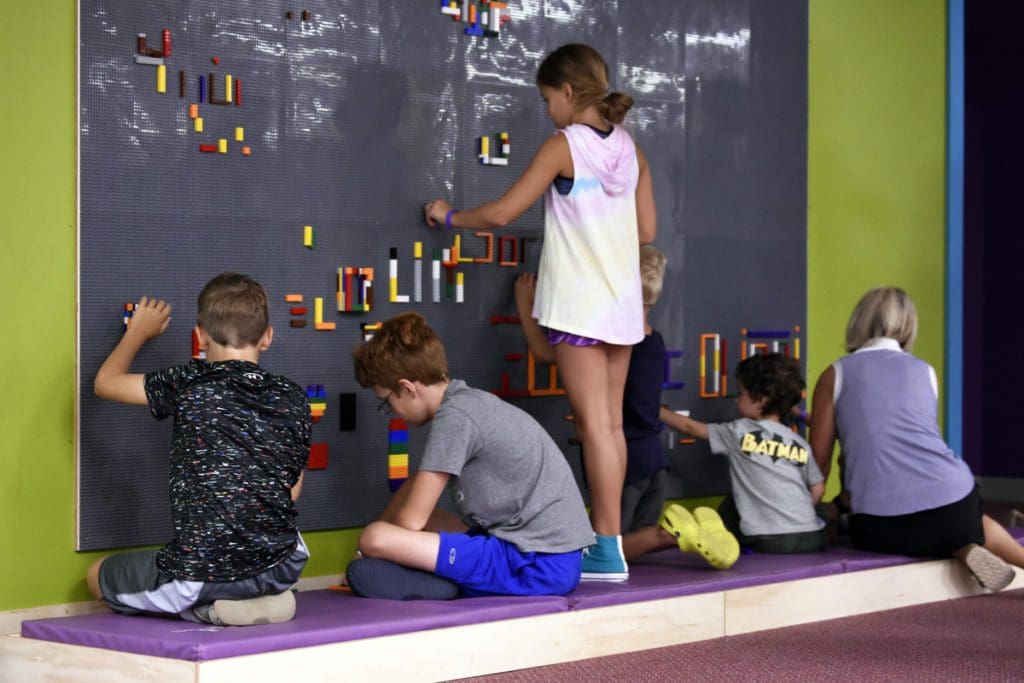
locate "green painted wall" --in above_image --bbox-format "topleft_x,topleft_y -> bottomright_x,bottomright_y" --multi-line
807,0 -> 947,495
0,0 -> 947,611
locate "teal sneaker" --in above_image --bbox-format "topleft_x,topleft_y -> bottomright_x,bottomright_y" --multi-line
581,534 -> 629,581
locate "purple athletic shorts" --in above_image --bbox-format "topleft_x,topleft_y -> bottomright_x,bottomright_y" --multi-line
546,329 -> 602,347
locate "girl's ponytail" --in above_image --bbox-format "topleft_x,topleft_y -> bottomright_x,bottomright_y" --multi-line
599,92 -> 634,124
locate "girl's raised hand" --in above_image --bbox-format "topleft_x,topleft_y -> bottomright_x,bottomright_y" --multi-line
423,199 -> 452,227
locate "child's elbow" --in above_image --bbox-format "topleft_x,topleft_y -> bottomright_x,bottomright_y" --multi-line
638,224 -> 656,246
490,211 -> 513,229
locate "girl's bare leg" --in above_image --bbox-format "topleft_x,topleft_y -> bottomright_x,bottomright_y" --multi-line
554,342 -> 632,536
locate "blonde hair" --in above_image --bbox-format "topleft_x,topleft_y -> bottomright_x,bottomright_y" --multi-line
352,312 -> 449,390
845,287 -> 918,352
639,245 -> 667,306
536,44 -> 634,124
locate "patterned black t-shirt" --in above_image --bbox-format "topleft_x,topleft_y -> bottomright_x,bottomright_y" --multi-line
144,359 -> 311,582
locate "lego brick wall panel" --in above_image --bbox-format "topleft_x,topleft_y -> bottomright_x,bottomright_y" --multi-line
78,0 -> 808,549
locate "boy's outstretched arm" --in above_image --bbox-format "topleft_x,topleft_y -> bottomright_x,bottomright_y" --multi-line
659,406 -> 709,440
514,273 -> 555,364
94,296 -> 171,405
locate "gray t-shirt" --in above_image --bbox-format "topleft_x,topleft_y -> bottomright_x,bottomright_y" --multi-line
419,380 -> 595,554
707,418 -> 824,537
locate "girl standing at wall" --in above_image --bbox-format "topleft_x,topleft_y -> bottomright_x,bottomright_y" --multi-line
424,43 -> 656,580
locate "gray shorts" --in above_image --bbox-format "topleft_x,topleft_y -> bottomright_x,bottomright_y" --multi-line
621,469 -> 668,533
98,534 -> 308,618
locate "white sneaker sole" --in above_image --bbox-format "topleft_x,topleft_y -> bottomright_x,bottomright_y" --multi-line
580,571 -> 629,582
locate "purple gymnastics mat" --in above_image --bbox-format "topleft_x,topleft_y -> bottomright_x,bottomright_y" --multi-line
19,592 -> 567,662
567,543 -> 916,610
22,528 -> 1024,661
568,524 -> 1024,610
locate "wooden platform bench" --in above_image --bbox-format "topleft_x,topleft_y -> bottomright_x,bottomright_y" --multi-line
3,530 -> 1022,682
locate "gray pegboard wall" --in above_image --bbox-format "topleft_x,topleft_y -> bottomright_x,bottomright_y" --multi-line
77,0 -> 808,550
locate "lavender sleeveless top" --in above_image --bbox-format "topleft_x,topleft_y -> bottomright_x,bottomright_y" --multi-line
832,338 -> 974,516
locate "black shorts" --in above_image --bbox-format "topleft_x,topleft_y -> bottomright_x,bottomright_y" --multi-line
850,486 -> 985,558
621,469 -> 668,533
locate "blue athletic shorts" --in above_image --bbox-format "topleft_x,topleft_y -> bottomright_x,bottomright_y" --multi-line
435,530 -> 582,597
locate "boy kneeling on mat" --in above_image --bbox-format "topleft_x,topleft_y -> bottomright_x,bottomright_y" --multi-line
88,273 -> 310,625
348,312 -> 594,599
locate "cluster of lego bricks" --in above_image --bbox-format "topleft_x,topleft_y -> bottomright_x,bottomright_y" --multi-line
285,233 -> 540,334
122,303 -> 135,332
284,9 -> 312,21
387,418 -> 409,492
191,68 -> 248,155
478,131 -> 510,166
285,294 -> 307,328
741,327 -> 801,360
307,385 -> 327,423
439,0 -> 510,38
697,327 -> 802,399
338,266 -> 374,312
137,29 -> 251,156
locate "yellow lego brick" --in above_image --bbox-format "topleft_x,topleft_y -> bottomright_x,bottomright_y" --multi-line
156,65 -> 167,93
414,241 -> 423,259
218,138 -> 227,154
314,297 -> 324,324
225,75 -> 233,103
194,117 -> 203,133
303,225 -> 313,247
235,127 -> 244,142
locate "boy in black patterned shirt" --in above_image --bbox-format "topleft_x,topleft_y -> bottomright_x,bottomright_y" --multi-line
88,273 -> 310,626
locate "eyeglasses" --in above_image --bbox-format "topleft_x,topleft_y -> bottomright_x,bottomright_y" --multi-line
376,390 -> 394,415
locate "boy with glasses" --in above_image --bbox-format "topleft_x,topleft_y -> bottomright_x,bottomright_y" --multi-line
347,312 -> 594,599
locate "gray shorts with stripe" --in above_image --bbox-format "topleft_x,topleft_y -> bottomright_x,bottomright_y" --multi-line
98,534 -> 308,618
